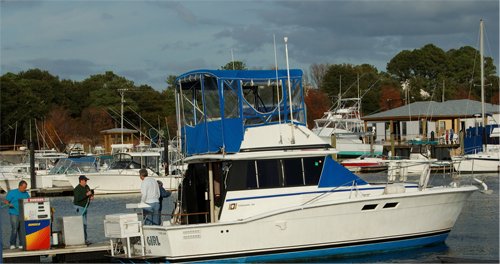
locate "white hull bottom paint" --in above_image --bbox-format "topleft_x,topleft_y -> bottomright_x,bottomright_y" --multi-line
139,187 -> 474,262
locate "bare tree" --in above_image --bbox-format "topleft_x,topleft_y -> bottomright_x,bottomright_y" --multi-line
309,63 -> 330,89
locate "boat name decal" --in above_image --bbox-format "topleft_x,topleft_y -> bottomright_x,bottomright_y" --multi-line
146,235 -> 161,246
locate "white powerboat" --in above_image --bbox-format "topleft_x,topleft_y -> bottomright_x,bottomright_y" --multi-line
65,151 -> 182,194
0,150 -> 68,192
104,69 -> 480,262
341,154 -> 387,172
452,21 -> 500,174
312,97 -> 383,157
453,151 -> 499,173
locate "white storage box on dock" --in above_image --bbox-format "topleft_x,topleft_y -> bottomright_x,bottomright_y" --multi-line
59,216 -> 85,246
104,213 -> 141,238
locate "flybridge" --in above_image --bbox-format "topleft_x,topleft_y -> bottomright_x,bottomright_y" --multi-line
175,69 -> 306,156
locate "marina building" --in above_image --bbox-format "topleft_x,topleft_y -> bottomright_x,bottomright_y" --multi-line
361,99 -> 500,143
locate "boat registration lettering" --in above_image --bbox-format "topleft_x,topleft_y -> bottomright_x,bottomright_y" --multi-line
237,203 -> 254,207
146,235 -> 161,246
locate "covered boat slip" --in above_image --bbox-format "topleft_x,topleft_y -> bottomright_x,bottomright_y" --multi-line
175,70 -> 306,156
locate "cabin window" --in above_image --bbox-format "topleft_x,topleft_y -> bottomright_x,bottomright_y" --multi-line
303,157 -> 323,185
225,160 -> 257,190
203,76 -> 221,120
225,156 -> 325,191
290,79 -> 305,123
194,86 -> 204,124
223,80 -> 240,119
282,158 -> 304,186
181,83 -> 196,126
256,159 -> 283,188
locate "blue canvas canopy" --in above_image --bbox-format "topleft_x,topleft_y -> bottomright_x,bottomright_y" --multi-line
175,69 -> 306,156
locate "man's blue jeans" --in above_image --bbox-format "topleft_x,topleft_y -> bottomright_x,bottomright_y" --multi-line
143,202 -> 160,225
74,205 -> 88,241
9,214 -> 21,247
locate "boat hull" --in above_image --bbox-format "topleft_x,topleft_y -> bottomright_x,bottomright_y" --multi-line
141,186 -> 475,262
65,173 -> 182,194
453,155 -> 500,173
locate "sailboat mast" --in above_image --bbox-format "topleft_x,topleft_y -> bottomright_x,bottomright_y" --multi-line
480,19 -> 487,152
480,19 -> 486,129
118,89 -> 128,146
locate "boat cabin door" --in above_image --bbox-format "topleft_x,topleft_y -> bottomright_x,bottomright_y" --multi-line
180,162 -> 224,224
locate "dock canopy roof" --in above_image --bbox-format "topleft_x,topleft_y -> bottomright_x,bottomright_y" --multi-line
175,69 -> 305,156
362,99 -> 500,121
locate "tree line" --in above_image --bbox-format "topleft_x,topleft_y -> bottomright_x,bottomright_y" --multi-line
0,43 -> 498,149
0,70 -> 176,150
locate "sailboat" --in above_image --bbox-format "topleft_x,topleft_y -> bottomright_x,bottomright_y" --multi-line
105,64 -> 481,262
453,19 -> 500,173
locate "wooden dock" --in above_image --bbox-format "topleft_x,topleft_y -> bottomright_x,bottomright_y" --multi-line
2,243 -> 110,263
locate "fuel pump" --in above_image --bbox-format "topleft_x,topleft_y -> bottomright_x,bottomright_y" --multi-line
19,197 -> 51,250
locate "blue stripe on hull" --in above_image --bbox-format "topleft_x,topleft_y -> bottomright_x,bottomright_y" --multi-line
194,232 -> 449,263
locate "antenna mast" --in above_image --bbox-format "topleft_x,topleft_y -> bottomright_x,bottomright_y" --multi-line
274,34 -> 283,144
284,37 -> 296,144
480,19 -> 487,152
231,49 -> 235,70
118,88 -> 128,145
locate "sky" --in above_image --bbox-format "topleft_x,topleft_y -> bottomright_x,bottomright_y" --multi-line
1,0 -> 499,91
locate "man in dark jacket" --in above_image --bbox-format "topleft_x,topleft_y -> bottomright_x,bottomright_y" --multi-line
157,181 -> 171,223
73,175 -> 93,244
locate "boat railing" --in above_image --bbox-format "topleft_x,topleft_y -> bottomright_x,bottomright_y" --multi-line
169,211 -> 209,225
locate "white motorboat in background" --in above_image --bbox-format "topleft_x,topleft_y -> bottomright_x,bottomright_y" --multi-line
453,151 -> 499,173
0,149 -> 68,192
0,156 -> 99,192
105,69 -> 481,262
453,20 -> 500,174
312,97 -> 382,157
65,150 -> 182,194
341,154 -> 387,172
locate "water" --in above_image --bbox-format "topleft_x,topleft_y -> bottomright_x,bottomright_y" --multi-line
1,174 -> 498,262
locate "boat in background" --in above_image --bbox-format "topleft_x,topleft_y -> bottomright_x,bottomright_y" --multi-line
453,20 -> 500,174
0,149 -> 68,192
341,154 -> 387,172
65,145 -> 183,194
312,97 -> 383,157
105,68 -> 481,262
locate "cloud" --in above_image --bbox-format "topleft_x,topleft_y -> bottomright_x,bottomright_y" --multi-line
101,12 -> 113,20
24,58 -> 100,79
252,1 -> 499,71
214,25 -> 273,53
148,1 -> 197,26
161,41 -> 201,51
119,69 -> 151,83
0,0 -> 42,10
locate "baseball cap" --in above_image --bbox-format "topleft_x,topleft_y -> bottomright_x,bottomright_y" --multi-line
79,175 -> 89,181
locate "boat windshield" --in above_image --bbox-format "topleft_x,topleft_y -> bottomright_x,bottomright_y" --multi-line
48,157 -> 98,174
109,153 -> 160,172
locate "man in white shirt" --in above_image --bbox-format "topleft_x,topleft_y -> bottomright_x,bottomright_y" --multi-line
139,168 -> 160,225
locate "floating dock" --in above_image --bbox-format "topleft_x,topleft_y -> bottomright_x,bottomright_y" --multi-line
2,243 -> 110,263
